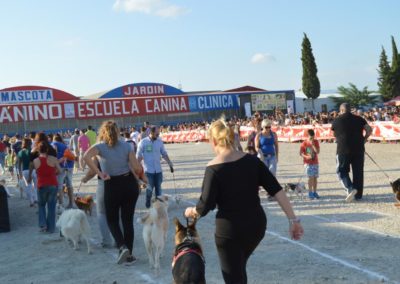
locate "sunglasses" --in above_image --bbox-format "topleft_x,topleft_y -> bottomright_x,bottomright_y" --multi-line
264,126 -> 271,129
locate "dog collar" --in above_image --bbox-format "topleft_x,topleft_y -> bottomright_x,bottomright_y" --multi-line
172,247 -> 205,268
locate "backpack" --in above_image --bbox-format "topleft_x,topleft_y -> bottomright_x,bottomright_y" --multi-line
63,148 -> 76,161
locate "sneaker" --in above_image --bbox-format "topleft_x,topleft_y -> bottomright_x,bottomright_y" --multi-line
313,192 -> 320,199
125,255 -> 137,266
345,190 -> 358,203
308,192 -> 315,200
117,246 -> 130,264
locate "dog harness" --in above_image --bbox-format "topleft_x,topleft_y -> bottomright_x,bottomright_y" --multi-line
172,241 -> 205,268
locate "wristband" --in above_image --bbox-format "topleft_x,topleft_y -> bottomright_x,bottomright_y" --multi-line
288,217 -> 301,226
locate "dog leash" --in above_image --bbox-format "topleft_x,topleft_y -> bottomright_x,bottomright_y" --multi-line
172,172 -> 181,205
365,151 -> 392,182
76,181 -> 82,193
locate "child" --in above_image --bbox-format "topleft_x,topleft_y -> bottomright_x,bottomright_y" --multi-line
300,129 -> 320,199
5,149 -> 15,180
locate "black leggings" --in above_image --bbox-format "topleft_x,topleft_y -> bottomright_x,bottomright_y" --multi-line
215,212 -> 266,284
104,173 -> 139,253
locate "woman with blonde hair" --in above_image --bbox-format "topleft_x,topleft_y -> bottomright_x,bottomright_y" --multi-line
255,119 -> 279,176
185,118 -> 303,284
84,120 -> 143,265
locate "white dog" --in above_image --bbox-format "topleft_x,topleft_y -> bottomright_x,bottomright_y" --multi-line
137,195 -> 169,271
284,182 -> 306,199
56,209 -> 92,254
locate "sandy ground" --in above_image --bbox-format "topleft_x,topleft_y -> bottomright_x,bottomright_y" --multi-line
1,142 -> 400,284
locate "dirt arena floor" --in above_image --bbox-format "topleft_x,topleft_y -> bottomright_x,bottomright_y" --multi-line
1,142 -> 399,284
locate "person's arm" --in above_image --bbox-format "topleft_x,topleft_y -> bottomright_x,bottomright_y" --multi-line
273,132 -> 279,161
185,167 -> 218,219
128,150 -> 144,178
81,157 -> 98,183
160,141 -> 173,172
254,133 -> 260,153
51,157 -> 62,175
312,140 -> 320,154
363,123 -> 372,143
83,145 -> 110,180
258,159 -> 303,240
136,140 -> 144,164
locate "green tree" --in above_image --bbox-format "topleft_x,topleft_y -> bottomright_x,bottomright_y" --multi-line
330,83 -> 379,109
301,33 -> 320,110
377,47 -> 392,101
390,36 -> 400,98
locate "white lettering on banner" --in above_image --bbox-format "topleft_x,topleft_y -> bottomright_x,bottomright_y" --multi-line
48,105 -> 62,119
124,85 -> 165,96
145,97 -> 187,113
113,101 -> 121,115
122,101 -> 130,114
77,103 -> 85,117
0,90 -> 54,104
131,101 -> 139,113
197,95 -> 233,109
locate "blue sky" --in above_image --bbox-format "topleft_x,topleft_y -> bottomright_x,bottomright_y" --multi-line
0,0 -> 399,97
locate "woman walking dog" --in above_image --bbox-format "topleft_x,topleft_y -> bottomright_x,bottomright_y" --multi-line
185,118 -> 303,284
84,120 -> 144,265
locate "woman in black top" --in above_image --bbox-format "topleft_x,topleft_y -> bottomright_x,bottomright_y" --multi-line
185,118 -> 303,284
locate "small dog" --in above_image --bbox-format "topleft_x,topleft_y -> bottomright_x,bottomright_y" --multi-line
172,217 -> 205,284
284,182 -> 306,199
74,195 -> 94,215
390,178 -> 400,207
137,195 -> 169,271
56,208 -> 92,254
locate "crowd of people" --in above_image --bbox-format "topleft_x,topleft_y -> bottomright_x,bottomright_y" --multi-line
0,102 -> 383,282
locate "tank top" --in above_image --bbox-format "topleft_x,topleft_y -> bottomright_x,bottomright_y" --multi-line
259,133 -> 276,156
36,157 -> 58,188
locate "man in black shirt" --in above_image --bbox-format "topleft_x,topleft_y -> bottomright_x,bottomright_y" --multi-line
331,103 -> 372,202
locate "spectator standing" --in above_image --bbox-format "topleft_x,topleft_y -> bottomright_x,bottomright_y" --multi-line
84,120 -> 143,265
255,119 -> 279,176
69,129 -> 80,173
331,103 -> 372,202
52,134 -> 75,209
130,127 -> 139,145
136,126 -> 174,208
78,130 -> 90,170
300,129 -> 320,199
86,125 -> 97,147
33,141 -> 61,233
18,138 -> 38,206
0,139 -> 6,175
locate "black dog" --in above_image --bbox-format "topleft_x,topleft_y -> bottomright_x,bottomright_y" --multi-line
390,178 -> 400,207
172,217 -> 205,284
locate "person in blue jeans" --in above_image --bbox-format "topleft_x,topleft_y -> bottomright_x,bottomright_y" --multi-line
33,141 -> 61,233
137,126 -> 174,208
255,119 -> 279,176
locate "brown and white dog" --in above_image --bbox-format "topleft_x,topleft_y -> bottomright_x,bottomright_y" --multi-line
74,195 -> 94,216
137,195 -> 169,271
390,178 -> 400,207
284,182 -> 306,199
172,217 -> 205,284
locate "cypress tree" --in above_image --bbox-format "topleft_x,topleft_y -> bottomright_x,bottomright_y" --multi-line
377,47 -> 392,101
391,36 -> 400,98
301,33 -> 320,110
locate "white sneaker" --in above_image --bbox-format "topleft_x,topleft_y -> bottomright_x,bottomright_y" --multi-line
345,190 -> 357,203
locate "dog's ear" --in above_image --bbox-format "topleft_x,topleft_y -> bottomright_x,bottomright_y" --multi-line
188,218 -> 197,229
174,217 -> 184,231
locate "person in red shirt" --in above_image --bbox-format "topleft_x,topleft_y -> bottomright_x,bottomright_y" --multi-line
33,141 -> 62,233
300,129 -> 320,199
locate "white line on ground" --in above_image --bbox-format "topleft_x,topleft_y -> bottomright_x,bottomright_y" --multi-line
262,202 -> 400,239
267,230 -> 399,284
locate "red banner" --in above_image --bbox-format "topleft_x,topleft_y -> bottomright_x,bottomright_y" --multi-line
0,96 -> 190,123
161,122 -> 400,143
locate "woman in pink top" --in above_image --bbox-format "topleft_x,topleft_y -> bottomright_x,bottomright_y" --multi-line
78,130 -> 90,170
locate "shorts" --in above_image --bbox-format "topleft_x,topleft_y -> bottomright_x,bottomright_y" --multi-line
57,168 -> 73,191
305,164 -> 319,178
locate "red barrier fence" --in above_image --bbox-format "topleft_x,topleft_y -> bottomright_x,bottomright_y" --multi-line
161,122 -> 400,143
